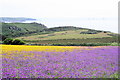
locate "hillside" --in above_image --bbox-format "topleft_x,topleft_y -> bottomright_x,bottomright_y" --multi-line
18,28 -> 112,40
0,22 -> 47,38
14,26 -> 119,45
15,26 -> 113,40
1,22 -> 119,46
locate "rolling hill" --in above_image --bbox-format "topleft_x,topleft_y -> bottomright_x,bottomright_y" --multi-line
0,22 -> 47,38
0,22 -> 119,46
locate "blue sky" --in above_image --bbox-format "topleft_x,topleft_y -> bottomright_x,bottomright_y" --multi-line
0,0 -> 119,33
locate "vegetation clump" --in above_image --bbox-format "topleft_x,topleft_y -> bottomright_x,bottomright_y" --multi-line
80,30 -> 104,34
3,38 -> 25,45
3,38 -> 13,44
12,39 -> 25,45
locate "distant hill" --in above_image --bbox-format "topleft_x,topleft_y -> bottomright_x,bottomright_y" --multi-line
0,17 -> 36,23
0,23 -> 114,38
17,26 -> 113,41
44,26 -> 110,33
1,22 -> 119,46
0,22 -> 47,38
13,25 -> 119,45
16,26 -> 119,46
44,26 -> 83,31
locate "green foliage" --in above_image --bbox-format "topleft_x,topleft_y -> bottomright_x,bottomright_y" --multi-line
3,38 -> 13,44
12,39 -> 25,45
3,38 -> 25,45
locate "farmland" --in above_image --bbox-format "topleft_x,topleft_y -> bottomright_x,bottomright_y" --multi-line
1,45 -> 118,78
16,30 -> 112,40
15,29 -> 119,46
1,22 -> 119,46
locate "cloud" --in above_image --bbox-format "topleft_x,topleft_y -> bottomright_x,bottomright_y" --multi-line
0,0 -> 119,18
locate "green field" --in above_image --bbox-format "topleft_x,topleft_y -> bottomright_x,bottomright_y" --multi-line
15,29 -> 119,46
1,22 -> 119,46
16,30 -> 112,40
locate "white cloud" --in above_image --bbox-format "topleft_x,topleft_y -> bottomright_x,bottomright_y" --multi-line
0,0 -> 119,18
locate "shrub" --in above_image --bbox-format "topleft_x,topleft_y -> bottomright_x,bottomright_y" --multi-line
12,39 -> 25,45
80,30 -> 103,34
3,38 -> 25,45
3,38 -> 13,44
80,31 -> 97,34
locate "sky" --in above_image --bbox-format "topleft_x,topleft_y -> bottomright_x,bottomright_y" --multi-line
0,0 -> 119,33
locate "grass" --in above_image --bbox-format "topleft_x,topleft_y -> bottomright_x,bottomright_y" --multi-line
8,23 -> 46,32
22,35 -> 118,46
109,72 -> 119,78
1,22 -> 47,37
16,30 -> 112,40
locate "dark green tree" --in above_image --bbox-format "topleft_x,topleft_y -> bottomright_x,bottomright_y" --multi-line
12,39 -> 25,45
3,38 -> 13,44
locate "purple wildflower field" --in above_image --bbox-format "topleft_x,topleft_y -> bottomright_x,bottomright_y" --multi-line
2,46 -> 118,78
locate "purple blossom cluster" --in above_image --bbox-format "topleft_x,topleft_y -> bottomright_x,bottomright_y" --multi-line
2,46 -> 118,78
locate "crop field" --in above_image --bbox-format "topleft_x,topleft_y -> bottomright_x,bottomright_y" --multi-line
16,30 -> 112,40
23,37 -> 118,45
1,45 -> 118,78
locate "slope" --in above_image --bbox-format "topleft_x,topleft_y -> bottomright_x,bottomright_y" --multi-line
0,22 -> 47,38
15,26 -> 119,45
